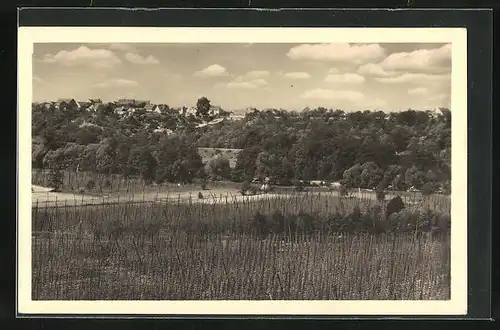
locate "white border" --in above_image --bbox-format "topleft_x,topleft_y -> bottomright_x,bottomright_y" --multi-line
17,27 -> 468,316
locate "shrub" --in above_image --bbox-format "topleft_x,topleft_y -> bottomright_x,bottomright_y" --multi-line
293,179 -> 306,192
85,179 -> 96,190
338,185 -> 349,197
48,168 -> 63,192
375,182 -> 386,201
239,180 -> 252,196
201,181 -> 209,190
376,189 -> 386,202
386,196 -> 405,219
421,182 -> 437,196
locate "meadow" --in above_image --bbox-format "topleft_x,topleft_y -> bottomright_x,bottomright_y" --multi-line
31,180 -> 451,300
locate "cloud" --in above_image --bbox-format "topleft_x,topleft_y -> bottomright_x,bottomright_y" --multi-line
328,68 -> 341,74
226,81 -> 258,89
194,64 -> 229,78
41,46 -> 121,69
108,43 -> 138,53
93,78 -> 139,88
224,78 -> 268,90
124,52 -> 159,65
300,88 -> 365,101
287,43 -> 386,64
408,87 -> 428,95
241,70 -> 270,79
380,44 -> 451,74
375,73 -> 450,84
356,63 -> 392,77
283,72 -> 311,80
324,73 -> 365,85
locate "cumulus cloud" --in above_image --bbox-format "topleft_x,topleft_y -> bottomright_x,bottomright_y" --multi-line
241,70 -> 270,79
380,44 -> 451,74
93,78 -> 138,88
324,73 -> 365,85
356,63 -> 392,77
375,73 -> 450,84
41,46 -> 121,69
226,81 -> 258,89
283,72 -> 311,80
124,52 -> 159,65
328,68 -> 341,74
287,43 -> 386,64
194,64 -> 229,78
224,78 -> 269,90
300,88 -> 365,101
408,87 -> 428,95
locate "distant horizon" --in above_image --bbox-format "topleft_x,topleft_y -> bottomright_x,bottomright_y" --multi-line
32,97 -> 448,114
33,42 -> 451,113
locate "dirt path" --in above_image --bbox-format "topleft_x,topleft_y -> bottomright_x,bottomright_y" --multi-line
32,186 -> 285,207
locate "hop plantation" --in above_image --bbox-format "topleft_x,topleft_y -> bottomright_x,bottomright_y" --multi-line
32,185 -> 450,300
31,100 -> 451,301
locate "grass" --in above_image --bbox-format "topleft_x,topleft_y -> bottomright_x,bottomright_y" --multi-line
31,191 -> 451,301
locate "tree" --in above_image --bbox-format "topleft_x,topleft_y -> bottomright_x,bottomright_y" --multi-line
127,148 -> 157,182
208,155 -> 232,180
196,97 -> 211,119
48,168 -> 63,192
155,136 -> 203,183
342,163 -> 362,188
232,146 -> 262,182
404,165 -> 426,189
360,162 -> 383,189
381,164 -> 402,189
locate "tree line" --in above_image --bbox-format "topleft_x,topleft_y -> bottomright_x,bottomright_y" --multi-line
32,98 -> 451,194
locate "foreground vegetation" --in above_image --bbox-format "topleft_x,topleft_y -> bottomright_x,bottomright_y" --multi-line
31,100 -> 452,300
32,192 -> 450,300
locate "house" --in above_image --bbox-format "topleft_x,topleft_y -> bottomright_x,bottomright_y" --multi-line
55,98 -> 79,110
114,106 -> 127,116
116,98 -> 136,107
87,103 -> 105,112
209,105 -> 223,116
134,100 -> 150,108
144,104 -> 162,113
78,100 -> 92,109
89,98 -> 102,103
153,128 -> 174,134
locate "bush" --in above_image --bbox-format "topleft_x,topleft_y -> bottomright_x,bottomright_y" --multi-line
85,179 -> 96,190
386,196 -> 405,219
338,185 -> 349,197
421,182 -> 437,196
376,189 -> 385,202
293,179 -> 306,192
239,180 -> 252,196
48,169 -> 63,192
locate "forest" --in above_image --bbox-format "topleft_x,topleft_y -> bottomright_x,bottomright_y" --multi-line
32,98 -> 451,195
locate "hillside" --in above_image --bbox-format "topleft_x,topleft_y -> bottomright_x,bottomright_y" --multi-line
31,102 -> 451,193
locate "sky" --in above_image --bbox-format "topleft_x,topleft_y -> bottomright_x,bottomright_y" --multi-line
32,42 -> 451,112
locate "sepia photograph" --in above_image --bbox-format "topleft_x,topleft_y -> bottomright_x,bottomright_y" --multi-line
17,26 -> 468,316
